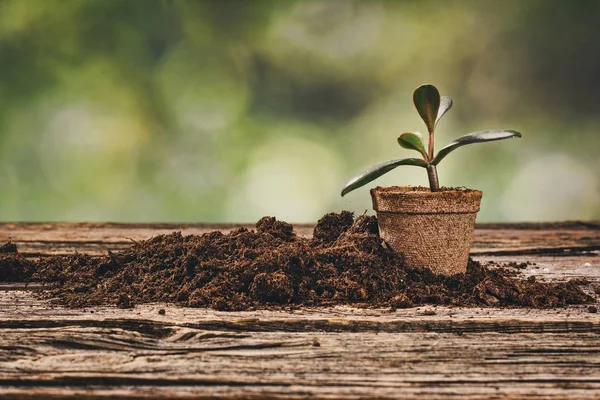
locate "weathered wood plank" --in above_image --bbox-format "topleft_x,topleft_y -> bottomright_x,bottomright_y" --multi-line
0,291 -> 599,333
1,302 -> 599,399
1,221 -> 599,257
0,222 -> 599,399
0,222 -> 282,257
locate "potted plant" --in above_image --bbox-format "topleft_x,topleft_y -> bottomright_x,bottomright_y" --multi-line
341,84 -> 521,275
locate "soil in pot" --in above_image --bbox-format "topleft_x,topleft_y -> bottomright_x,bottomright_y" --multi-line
0,212 -> 594,310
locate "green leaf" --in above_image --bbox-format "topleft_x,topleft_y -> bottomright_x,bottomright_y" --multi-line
341,158 -> 428,197
435,95 -> 453,126
397,132 -> 427,158
431,129 -> 522,166
413,84 -> 440,133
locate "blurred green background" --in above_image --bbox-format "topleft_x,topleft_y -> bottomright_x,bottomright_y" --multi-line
1,0 -> 599,223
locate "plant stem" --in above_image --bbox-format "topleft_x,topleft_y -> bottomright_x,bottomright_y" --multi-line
426,165 -> 439,192
427,131 -> 434,160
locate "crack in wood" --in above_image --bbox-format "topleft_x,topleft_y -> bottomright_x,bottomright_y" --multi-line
1,317 -> 599,334
473,245 -> 600,256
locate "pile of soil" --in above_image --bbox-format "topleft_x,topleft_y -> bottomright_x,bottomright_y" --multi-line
0,212 -> 593,310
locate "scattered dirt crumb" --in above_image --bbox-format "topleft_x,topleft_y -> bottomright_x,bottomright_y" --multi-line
116,294 -> 134,309
390,294 -> 413,311
505,262 -> 528,270
588,306 -> 598,314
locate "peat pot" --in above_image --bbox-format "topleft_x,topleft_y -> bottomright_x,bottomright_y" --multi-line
370,186 -> 483,276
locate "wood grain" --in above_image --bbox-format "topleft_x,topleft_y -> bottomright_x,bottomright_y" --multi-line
1,221 -> 599,399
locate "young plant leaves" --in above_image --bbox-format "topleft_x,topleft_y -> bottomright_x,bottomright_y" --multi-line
397,132 -> 427,158
435,96 -> 453,126
413,84 -> 440,133
341,158 -> 428,196
431,129 -> 522,166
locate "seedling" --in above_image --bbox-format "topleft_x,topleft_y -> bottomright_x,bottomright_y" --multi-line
341,84 -> 521,196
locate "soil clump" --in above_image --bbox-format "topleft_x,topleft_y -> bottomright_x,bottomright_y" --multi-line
0,212 -> 593,310
0,241 -> 35,282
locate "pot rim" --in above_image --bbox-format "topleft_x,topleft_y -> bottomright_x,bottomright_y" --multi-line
371,185 -> 481,195
370,186 -> 482,214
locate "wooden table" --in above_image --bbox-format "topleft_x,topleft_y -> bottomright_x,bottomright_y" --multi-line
1,222 -> 599,399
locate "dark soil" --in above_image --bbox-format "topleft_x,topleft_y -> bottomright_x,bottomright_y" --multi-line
0,212 -> 593,310
0,241 -> 35,282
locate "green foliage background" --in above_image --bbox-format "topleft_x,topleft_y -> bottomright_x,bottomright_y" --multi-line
0,0 -> 599,222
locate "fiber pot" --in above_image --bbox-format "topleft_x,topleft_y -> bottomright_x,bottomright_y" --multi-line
370,186 -> 483,276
